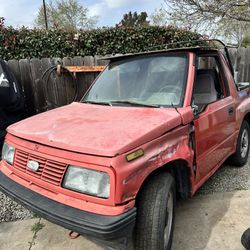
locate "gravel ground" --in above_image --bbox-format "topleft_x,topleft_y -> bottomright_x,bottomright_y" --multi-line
0,192 -> 33,222
0,157 -> 249,222
198,156 -> 250,195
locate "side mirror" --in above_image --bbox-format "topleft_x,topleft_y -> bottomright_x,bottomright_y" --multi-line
192,103 -> 199,117
237,82 -> 250,91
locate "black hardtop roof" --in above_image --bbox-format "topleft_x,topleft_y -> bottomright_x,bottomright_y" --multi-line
101,39 -> 236,66
101,47 -> 219,61
100,39 -> 235,77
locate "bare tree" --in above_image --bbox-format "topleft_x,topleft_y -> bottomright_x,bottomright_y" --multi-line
150,8 -> 168,26
34,0 -> 98,31
217,20 -> 250,46
0,17 -> 5,28
151,0 -> 250,44
165,0 -> 250,28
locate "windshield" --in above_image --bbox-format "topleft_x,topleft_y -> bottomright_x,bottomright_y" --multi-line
83,54 -> 188,107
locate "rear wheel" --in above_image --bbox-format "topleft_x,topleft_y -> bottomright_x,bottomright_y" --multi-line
229,121 -> 250,167
134,172 -> 176,250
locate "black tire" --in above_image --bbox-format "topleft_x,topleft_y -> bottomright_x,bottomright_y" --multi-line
134,172 -> 176,250
229,121 -> 250,167
241,228 -> 250,250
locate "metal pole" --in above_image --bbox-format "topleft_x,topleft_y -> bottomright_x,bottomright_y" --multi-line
43,0 -> 48,30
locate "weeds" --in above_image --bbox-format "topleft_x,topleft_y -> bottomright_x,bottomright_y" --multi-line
28,218 -> 45,250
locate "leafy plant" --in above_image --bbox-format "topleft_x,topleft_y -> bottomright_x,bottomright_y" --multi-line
116,11 -> 150,27
28,218 -> 45,250
0,26 -> 202,60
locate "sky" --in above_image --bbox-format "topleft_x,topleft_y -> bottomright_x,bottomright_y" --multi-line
0,0 -> 163,28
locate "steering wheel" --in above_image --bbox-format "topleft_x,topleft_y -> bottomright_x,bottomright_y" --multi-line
158,85 -> 182,93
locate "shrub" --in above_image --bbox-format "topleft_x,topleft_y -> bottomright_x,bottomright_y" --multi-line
0,26 -> 202,60
242,36 -> 250,47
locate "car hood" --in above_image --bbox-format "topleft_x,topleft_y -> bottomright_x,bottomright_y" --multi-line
8,102 -> 182,157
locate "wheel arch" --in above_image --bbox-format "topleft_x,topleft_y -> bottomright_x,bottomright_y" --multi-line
243,113 -> 250,126
135,159 -> 192,205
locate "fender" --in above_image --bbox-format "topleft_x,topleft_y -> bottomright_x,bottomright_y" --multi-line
112,125 -> 195,204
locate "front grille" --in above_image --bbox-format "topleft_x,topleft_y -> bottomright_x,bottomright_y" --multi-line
14,149 -> 67,186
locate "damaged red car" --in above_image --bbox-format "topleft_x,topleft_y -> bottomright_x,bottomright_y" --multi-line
1,41 -> 250,250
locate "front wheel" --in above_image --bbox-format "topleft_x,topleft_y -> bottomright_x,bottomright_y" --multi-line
134,172 -> 176,250
229,121 -> 250,167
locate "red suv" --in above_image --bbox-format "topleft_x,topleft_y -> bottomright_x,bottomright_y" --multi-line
1,42 -> 250,250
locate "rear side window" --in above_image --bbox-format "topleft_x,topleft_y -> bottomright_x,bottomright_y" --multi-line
193,56 -> 229,111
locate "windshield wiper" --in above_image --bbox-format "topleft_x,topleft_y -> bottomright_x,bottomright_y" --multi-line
110,100 -> 160,108
82,100 -> 112,106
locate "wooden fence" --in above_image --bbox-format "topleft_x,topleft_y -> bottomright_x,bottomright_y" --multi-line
229,47 -> 250,83
7,56 -> 108,115
6,48 -> 250,115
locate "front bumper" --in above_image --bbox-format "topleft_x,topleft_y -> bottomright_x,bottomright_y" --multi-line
0,171 -> 136,240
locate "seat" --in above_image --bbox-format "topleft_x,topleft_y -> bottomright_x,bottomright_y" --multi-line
193,69 -> 218,110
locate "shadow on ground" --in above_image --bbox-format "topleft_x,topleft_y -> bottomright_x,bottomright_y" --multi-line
172,190 -> 248,250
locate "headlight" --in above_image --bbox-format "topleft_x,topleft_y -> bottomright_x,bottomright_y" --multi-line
2,143 -> 15,165
62,166 -> 110,199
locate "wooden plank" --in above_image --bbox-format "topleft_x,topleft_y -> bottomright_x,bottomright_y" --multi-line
73,56 -> 84,66
62,57 -> 74,103
228,48 -> 238,71
94,55 -> 109,66
51,58 -> 62,107
7,60 -> 22,87
72,56 -> 96,99
52,62 -> 69,107
64,66 -> 105,72
62,57 -> 73,67
237,48 -> 246,82
83,56 -> 95,93
30,58 -> 46,113
40,58 -> 52,110
94,55 -> 108,80
72,56 -> 85,101
19,59 -> 36,115
246,47 -> 250,83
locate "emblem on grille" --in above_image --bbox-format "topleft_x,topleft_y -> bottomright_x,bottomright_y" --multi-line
33,144 -> 39,151
27,160 -> 39,172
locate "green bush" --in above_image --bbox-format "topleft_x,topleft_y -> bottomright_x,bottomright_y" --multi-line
0,26 -> 202,60
242,36 -> 250,47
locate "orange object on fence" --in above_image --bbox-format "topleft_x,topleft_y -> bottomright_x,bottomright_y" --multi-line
64,66 -> 105,73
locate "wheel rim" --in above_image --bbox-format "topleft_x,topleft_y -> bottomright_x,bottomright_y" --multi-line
164,191 -> 174,249
241,129 -> 249,159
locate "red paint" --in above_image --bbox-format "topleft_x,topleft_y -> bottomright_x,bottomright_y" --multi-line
183,53 -> 196,107
1,49 -> 250,221
8,103 -> 181,157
